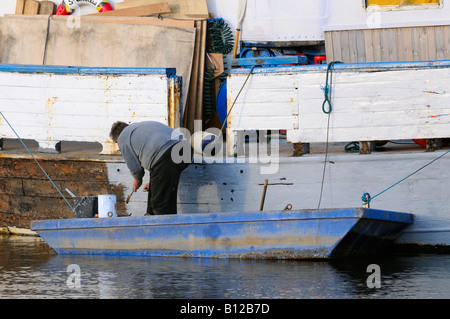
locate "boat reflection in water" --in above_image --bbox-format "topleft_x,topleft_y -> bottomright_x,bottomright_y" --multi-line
1,235 -> 450,299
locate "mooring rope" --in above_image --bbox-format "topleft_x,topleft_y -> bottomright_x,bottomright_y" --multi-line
219,65 -> 257,133
318,61 -> 341,209
0,111 -> 74,211
362,149 -> 450,206
316,61 -> 449,209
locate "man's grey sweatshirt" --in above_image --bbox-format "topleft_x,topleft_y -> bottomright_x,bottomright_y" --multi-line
117,121 -> 182,181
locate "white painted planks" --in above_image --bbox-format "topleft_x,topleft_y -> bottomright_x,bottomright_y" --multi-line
0,68 -> 180,154
0,15 -> 196,116
227,63 -> 450,152
227,73 -> 299,130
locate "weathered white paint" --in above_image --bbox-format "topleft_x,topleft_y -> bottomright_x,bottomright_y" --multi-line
325,0 -> 450,31
0,1 -> 16,16
206,0 -> 450,45
106,147 -> 450,247
4,0 -> 449,43
227,62 -> 450,154
0,66 -> 181,154
206,0 -> 327,43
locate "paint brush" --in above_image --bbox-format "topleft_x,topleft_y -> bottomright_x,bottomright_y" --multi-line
125,190 -> 134,204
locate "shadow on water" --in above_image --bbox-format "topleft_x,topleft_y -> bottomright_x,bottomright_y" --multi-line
1,236 -> 450,299
329,252 -> 450,298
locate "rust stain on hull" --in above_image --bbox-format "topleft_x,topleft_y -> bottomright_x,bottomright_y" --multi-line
46,227 -> 341,260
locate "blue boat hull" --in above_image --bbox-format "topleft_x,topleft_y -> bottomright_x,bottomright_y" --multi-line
31,208 -> 413,259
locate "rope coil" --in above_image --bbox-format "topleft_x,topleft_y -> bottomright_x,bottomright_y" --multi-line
321,61 -> 342,114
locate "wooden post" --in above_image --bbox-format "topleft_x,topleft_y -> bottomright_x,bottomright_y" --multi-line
86,3 -> 171,16
23,0 -> 40,15
15,0 -> 26,14
259,179 -> 269,211
168,77 -> 181,128
360,141 -> 375,154
39,1 -> 56,15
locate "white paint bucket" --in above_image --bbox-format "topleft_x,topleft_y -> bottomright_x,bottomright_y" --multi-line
97,194 -> 117,218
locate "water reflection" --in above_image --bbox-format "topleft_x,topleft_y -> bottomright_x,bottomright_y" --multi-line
1,236 -> 449,299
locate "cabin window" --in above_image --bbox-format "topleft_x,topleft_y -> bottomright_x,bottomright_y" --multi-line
364,0 -> 442,11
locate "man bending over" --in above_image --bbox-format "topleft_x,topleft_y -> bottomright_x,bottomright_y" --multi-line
110,121 -> 191,215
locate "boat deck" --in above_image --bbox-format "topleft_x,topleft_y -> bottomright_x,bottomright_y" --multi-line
0,137 -> 438,162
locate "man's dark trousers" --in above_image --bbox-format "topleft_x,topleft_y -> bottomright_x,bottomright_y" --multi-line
146,141 -> 190,215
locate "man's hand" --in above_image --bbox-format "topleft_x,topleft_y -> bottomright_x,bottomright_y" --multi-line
132,179 -> 142,192
143,183 -> 150,192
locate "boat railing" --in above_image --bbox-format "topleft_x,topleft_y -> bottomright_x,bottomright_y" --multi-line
226,60 -> 450,156
0,64 -> 181,155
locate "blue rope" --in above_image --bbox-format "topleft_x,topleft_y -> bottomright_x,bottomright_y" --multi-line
0,111 -> 74,211
318,61 -> 341,209
317,61 -> 448,208
321,61 -> 342,114
362,149 -> 450,205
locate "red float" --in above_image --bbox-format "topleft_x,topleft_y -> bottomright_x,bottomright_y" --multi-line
56,0 -> 113,15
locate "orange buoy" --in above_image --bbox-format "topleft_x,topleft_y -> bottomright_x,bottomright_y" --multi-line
56,0 -> 113,15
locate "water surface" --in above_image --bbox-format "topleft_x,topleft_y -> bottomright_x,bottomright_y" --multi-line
1,236 -> 449,299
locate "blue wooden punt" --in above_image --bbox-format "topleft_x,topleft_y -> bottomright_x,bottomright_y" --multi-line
31,208 -> 413,259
